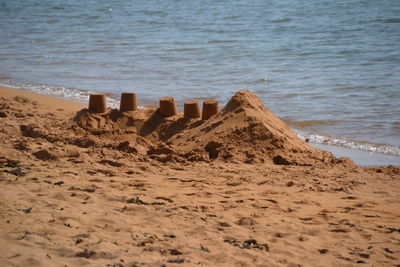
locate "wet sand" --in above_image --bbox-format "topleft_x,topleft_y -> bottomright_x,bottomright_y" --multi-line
0,86 -> 399,266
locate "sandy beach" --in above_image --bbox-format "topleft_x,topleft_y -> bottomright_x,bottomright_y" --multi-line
0,85 -> 399,267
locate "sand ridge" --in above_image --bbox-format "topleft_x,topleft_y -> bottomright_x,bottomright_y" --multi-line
0,86 -> 399,266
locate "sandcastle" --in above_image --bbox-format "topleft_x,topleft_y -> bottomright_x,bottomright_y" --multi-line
81,90 -> 336,165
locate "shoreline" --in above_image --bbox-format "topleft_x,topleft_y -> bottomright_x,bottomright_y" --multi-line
0,85 -> 85,111
312,143 -> 400,167
1,85 -> 399,266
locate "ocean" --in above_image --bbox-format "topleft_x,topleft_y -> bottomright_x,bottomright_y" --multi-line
1,0 -> 399,160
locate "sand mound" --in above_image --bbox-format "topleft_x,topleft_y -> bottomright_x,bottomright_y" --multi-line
72,90 -> 337,165
167,90 -> 335,165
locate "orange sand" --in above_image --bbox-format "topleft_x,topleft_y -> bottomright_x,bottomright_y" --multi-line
0,85 -> 399,266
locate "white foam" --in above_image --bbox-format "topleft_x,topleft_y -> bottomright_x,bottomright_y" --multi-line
295,129 -> 400,157
0,79 -> 120,108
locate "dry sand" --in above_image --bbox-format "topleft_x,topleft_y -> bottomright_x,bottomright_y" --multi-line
0,85 -> 399,267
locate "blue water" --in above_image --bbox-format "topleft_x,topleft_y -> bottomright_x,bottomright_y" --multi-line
1,0 -> 399,157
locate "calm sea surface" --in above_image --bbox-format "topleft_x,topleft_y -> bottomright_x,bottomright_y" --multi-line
1,0 -> 399,156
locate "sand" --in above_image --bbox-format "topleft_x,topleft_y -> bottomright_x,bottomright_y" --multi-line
0,85 -> 399,267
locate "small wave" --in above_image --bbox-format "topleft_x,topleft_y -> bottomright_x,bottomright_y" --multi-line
337,49 -> 362,55
256,78 -> 268,83
47,19 -> 59,24
270,18 -> 292,23
244,78 -> 269,85
297,52 -> 315,57
164,47 -> 202,52
141,10 -> 167,16
289,120 -> 343,127
383,18 -> 400,24
208,40 -> 236,44
0,79 -> 119,108
135,19 -> 165,25
85,15 -> 100,20
392,121 -> 400,130
223,15 -> 242,20
295,130 -> 400,157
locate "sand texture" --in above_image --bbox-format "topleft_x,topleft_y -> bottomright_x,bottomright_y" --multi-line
0,86 -> 399,267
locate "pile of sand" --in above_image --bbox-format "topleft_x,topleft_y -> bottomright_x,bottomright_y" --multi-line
0,90 -> 348,168
167,90 -> 336,165
73,90 -> 338,166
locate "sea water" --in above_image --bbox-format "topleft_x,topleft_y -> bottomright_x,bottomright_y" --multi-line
0,0 -> 399,162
